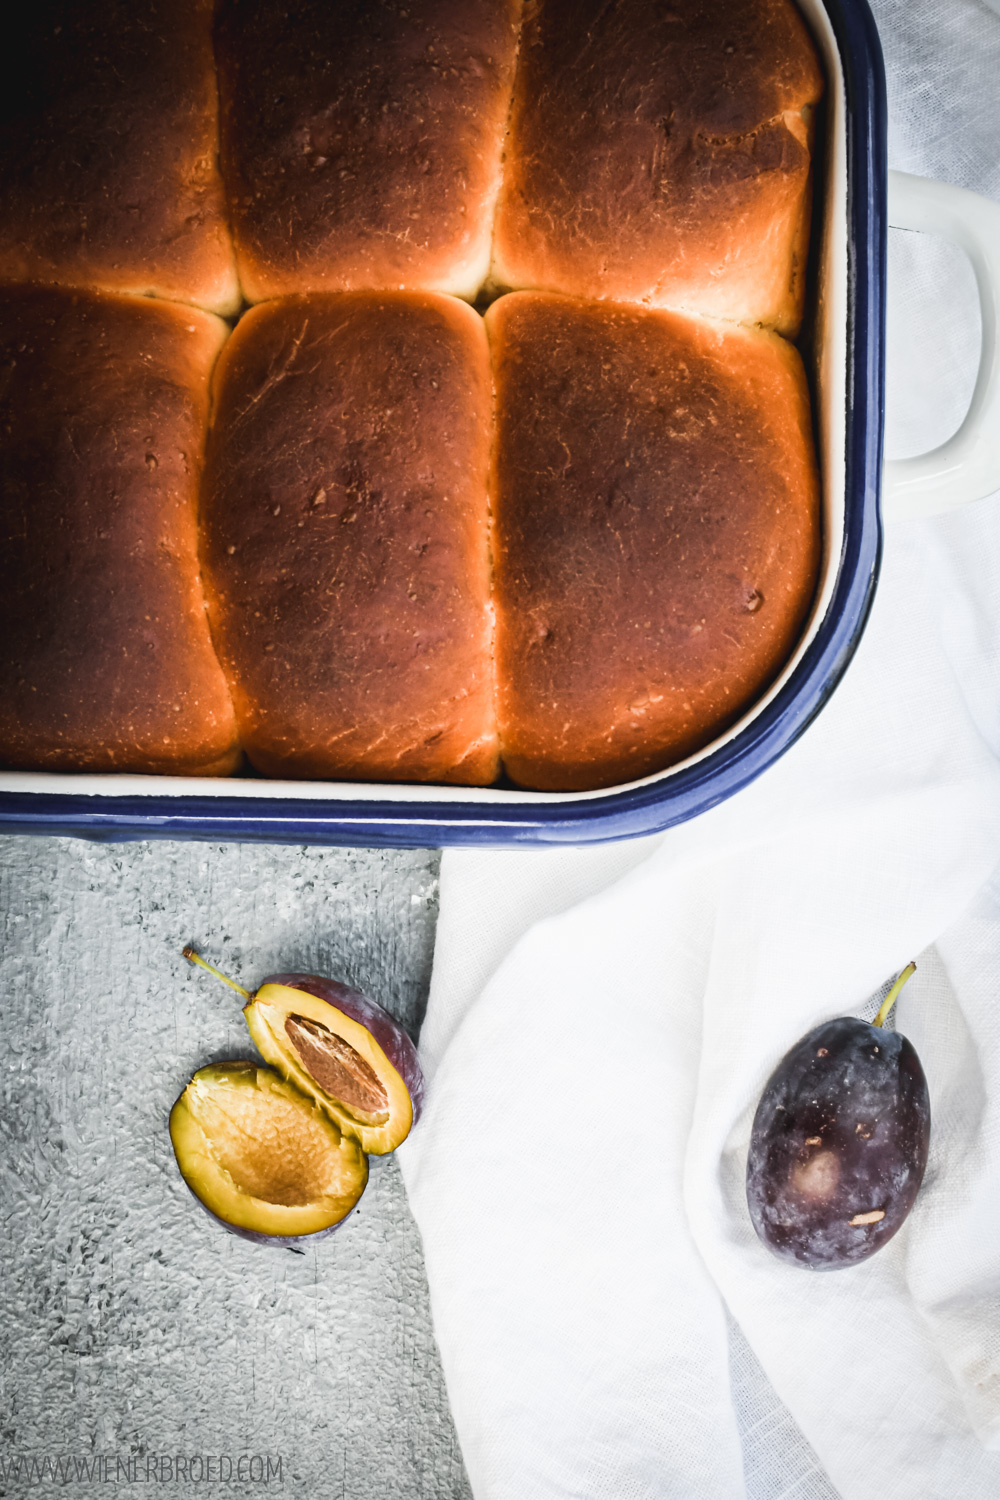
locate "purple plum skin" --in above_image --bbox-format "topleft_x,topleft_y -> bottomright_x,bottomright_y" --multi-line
746,1017 -> 930,1270
261,974 -> 426,1125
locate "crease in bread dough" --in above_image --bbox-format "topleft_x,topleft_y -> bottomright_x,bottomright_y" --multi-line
689,107 -> 810,160
482,312 -> 505,783
233,319 -> 312,427
483,0 -> 528,303
189,315 -> 241,755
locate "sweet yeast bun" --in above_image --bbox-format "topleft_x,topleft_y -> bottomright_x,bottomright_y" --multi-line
487,293 -> 821,792
0,286 -> 240,775
491,0 -> 824,335
216,0 -> 521,303
201,292 -> 499,784
0,0 -> 238,315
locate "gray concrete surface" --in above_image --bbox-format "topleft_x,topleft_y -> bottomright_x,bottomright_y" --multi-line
0,837 -> 470,1500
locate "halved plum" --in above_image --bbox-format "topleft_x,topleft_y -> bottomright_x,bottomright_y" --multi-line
169,1061 -> 369,1244
244,975 -> 424,1155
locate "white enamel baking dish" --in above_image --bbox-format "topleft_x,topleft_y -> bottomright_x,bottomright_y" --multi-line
3,0 -> 999,846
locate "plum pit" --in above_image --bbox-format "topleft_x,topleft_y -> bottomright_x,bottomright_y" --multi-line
284,1013 -> 390,1124
246,979 -> 417,1154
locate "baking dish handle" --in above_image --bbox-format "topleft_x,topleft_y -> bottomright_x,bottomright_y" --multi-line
883,170 -> 1000,520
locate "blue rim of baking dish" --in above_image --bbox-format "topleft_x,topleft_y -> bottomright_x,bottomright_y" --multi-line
0,0 -> 887,848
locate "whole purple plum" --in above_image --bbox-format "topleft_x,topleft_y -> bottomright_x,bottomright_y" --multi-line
746,964 -> 930,1270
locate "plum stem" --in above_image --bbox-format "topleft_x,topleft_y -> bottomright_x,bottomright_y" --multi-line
873,961 -> 916,1028
182,946 -> 251,1001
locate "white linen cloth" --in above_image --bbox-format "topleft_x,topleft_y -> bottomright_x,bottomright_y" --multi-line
398,2 -> 1000,1495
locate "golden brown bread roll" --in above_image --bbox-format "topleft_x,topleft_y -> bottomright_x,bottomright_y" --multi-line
0,0 -> 239,315
216,0 -> 521,303
492,0 -> 824,335
201,292 -> 499,783
0,286 -> 240,775
487,293 -> 821,792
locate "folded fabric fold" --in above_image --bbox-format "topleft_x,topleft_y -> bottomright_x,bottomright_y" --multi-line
403,525 -> 1000,1496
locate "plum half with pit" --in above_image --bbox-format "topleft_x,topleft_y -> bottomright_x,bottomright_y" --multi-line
182,950 -> 423,1154
746,963 -> 930,1270
169,1061 -> 369,1244
243,973 -> 424,1156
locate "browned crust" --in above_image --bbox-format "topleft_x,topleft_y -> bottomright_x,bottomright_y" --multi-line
201,292 -> 499,783
487,293 -> 821,791
216,0 -> 522,302
0,286 -> 240,775
0,0 -> 239,314
492,0 -> 824,333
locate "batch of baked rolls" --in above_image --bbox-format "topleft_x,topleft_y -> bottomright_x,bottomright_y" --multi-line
0,0 -> 823,792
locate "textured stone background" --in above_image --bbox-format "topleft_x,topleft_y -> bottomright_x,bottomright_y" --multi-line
0,837 -> 470,1499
